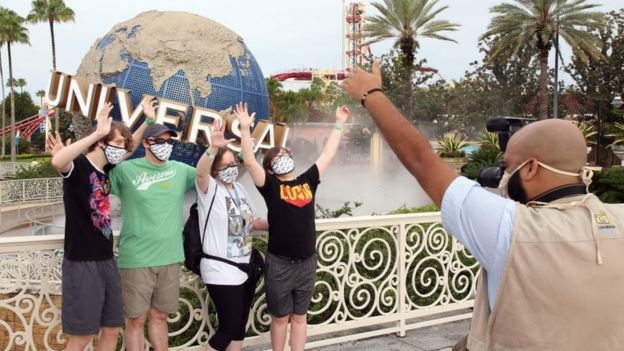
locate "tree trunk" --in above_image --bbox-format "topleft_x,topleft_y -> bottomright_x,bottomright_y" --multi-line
49,19 -> 59,134
537,48 -> 549,119
7,43 -> 16,162
0,50 -> 5,159
400,38 -> 415,120
49,19 -> 56,70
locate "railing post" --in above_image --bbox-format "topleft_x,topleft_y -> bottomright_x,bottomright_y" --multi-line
396,222 -> 407,337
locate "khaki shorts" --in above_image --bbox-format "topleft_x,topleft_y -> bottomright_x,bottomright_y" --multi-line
119,263 -> 181,318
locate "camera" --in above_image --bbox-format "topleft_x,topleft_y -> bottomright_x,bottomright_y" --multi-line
477,116 -> 535,188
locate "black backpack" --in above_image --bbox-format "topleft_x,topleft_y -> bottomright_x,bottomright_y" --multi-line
182,190 -> 216,275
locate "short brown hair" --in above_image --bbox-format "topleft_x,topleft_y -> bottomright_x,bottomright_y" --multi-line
262,147 -> 291,173
88,121 -> 133,152
210,147 -> 237,179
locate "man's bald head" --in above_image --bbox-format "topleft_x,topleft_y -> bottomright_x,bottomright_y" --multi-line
506,119 -> 587,172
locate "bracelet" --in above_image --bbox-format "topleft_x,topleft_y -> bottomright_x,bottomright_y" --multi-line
361,88 -> 383,107
204,149 -> 213,157
145,118 -> 155,126
334,123 -> 343,131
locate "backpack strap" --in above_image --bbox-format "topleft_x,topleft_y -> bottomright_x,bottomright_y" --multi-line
200,181 -> 218,248
199,181 -> 248,275
202,253 -> 245,272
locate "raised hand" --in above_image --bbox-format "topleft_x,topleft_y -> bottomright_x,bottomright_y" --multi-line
335,105 -> 350,124
46,132 -> 72,156
342,59 -> 382,102
95,102 -> 114,138
234,102 -> 255,130
210,119 -> 236,148
141,95 -> 158,122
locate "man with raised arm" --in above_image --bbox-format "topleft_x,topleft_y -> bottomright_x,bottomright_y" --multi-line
234,102 -> 349,351
108,97 -> 196,351
48,100 -> 150,351
342,61 -> 624,350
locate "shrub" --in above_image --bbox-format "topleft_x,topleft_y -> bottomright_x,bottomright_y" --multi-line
14,159 -> 59,179
461,146 -> 502,180
590,167 -> 624,203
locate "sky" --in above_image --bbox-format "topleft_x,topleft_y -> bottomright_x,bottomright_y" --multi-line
2,0 -> 622,101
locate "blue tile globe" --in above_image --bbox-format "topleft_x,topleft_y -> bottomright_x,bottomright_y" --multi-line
76,11 -> 269,165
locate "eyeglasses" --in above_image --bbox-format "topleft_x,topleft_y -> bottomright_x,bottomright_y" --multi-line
147,138 -> 174,145
217,162 -> 238,171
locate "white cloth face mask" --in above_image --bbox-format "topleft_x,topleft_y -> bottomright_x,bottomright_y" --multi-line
149,143 -> 173,162
272,155 -> 295,175
103,144 -> 126,165
217,166 -> 238,184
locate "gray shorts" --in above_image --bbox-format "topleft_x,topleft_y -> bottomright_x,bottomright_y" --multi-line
62,258 -> 124,335
264,253 -> 316,317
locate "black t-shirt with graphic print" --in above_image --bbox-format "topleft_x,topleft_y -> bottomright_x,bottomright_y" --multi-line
61,154 -> 115,261
257,164 -> 320,259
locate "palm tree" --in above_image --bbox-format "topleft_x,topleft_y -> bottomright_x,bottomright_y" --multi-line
17,78 -> 26,93
27,0 -> 74,71
266,77 -> 284,121
36,89 -> 45,106
0,8 -> 30,162
27,0 -> 75,135
363,0 -> 459,119
482,0 -> 603,119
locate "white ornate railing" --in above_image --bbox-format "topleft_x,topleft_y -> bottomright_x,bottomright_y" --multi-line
0,213 -> 479,350
0,177 -> 63,205
0,162 -> 31,179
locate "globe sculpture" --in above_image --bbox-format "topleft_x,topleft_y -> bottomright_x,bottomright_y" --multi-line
75,11 -> 269,165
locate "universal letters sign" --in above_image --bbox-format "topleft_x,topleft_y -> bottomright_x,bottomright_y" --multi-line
44,71 -> 289,153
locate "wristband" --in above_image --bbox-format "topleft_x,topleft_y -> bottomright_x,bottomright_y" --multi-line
334,123 -> 343,131
145,118 -> 155,126
204,149 -> 213,157
361,88 -> 383,107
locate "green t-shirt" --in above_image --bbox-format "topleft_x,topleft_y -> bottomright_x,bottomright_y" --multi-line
110,158 -> 196,268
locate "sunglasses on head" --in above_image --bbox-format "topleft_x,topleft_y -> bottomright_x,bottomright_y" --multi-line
147,138 -> 174,145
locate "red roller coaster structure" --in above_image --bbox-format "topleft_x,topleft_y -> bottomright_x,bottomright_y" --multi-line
271,1 -> 440,84
0,110 -> 54,139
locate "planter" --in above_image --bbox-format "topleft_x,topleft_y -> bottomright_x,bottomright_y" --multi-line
611,146 -> 624,166
442,157 -> 468,173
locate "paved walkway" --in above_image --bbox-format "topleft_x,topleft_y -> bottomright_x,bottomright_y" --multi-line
310,320 -> 469,351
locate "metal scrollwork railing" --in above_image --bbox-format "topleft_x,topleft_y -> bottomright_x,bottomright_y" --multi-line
0,177 -> 63,205
0,213 -> 479,350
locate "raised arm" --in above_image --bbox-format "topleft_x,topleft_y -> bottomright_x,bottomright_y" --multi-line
50,103 -> 113,173
342,61 -> 457,207
315,105 -> 349,177
196,119 -> 236,194
234,102 -> 266,187
126,95 -> 157,157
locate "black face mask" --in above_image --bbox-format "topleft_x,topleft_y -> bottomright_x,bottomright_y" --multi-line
508,171 -> 528,204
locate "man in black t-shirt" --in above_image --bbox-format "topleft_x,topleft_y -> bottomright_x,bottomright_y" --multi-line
48,98 -> 156,351
235,102 -> 350,351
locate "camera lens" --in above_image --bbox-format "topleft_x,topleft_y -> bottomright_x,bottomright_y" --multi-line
478,167 -> 504,188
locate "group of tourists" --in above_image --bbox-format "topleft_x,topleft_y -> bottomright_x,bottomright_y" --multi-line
49,96 -> 349,351
51,60 -> 624,351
